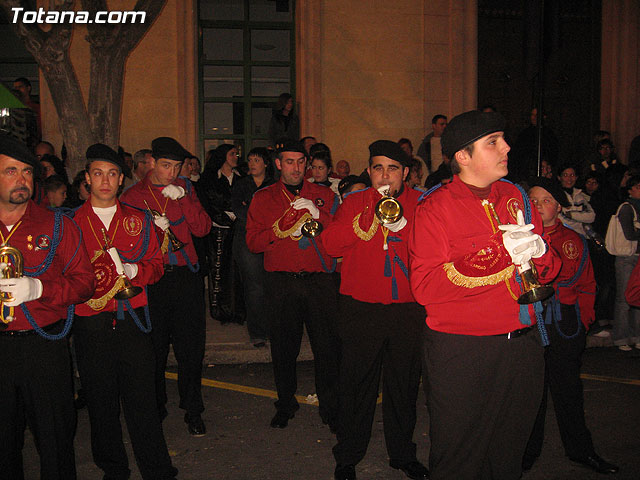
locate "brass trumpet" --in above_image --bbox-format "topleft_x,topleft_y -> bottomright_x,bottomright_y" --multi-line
0,244 -> 23,303
0,244 -> 23,328
375,188 -> 403,224
143,201 -> 186,252
101,230 -> 143,301
517,262 -> 554,304
301,218 -> 323,238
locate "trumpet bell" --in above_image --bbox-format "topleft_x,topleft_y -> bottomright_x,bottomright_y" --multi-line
301,219 -> 323,238
0,244 -> 23,303
517,265 -> 554,304
375,197 -> 403,225
114,275 -> 143,300
168,232 -> 186,252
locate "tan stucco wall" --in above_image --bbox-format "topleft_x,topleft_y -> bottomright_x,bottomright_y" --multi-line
601,0 -> 640,163
40,1 -> 197,163
299,0 -> 477,173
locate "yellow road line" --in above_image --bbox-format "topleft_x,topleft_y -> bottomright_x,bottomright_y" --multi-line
165,372 -> 383,404
580,373 -> 640,386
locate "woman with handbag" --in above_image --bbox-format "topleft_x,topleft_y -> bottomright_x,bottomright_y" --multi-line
612,175 -> 640,351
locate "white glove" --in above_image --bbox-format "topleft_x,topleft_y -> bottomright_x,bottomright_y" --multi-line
292,225 -> 303,238
377,185 -> 391,196
292,198 -> 320,219
153,214 -> 170,232
499,210 -> 545,265
123,263 -> 138,279
106,247 -> 125,276
384,216 -> 407,232
161,184 -> 186,200
0,276 -> 43,307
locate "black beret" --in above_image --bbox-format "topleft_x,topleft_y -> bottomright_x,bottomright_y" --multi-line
368,140 -> 411,167
151,137 -> 190,162
0,133 -> 38,171
86,143 -> 126,172
528,176 -> 570,207
275,140 -> 307,157
441,110 -> 505,158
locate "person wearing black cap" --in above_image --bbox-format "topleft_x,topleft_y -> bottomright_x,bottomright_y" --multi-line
323,140 -> 428,480
0,133 -> 96,479
409,111 -> 562,479
72,144 -> 178,479
522,177 -> 618,474
120,136 -> 212,436
246,140 -> 340,430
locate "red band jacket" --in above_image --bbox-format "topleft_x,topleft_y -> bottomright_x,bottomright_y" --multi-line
323,186 -> 421,304
409,176 -> 561,335
120,173 -> 211,267
1,201 -> 95,330
73,200 -> 164,316
544,219 -> 595,329
246,180 -> 336,272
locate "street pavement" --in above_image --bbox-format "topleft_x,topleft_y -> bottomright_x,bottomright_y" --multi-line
21,335 -> 640,479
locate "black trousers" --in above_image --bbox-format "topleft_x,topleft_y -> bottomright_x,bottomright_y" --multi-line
424,324 -> 544,480
265,271 -> 340,417
148,266 -> 206,417
0,330 -> 76,480
524,304 -> 595,461
333,296 -> 423,467
74,309 -> 177,480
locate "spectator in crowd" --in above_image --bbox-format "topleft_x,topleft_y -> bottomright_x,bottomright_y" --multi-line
611,175 -> 640,351
423,153 -> 452,190
523,177 -> 618,475
416,114 -> 447,174
405,158 -> 425,190
558,164 -> 595,237
34,140 -> 55,160
43,174 -> 67,208
231,147 -> 275,347
628,134 -> 640,170
40,154 -> 69,184
540,158 -> 554,179
13,77 -> 41,139
589,139 -> 619,173
338,174 -> 370,202
65,171 -> 91,208
300,136 -> 317,156
510,108 -> 559,182
335,160 -> 351,178
308,150 -> 340,197
269,93 -> 300,147
131,149 -> 153,184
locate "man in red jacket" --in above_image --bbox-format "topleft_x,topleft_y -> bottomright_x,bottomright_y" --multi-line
522,177 -> 618,475
0,133 -> 95,479
323,140 -> 428,480
73,144 -> 177,479
246,141 -> 340,430
120,137 -> 212,436
409,111 -> 561,479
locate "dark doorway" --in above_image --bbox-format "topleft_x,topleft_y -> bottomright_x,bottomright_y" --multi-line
478,0 -> 601,177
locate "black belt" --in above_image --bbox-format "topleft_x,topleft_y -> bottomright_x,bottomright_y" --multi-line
164,264 -> 188,273
0,319 -> 64,337
281,271 -> 316,279
495,325 -> 536,340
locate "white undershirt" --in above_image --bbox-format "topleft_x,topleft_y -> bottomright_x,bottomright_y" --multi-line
92,205 -> 117,230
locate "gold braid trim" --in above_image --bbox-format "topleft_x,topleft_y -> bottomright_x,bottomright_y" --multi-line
85,276 -> 126,311
352,213 -> 380,241
160,231 -> 169,254
443,262 -> 516,288
273,212 -> 312,239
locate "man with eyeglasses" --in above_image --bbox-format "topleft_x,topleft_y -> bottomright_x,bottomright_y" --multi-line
557,164 -> 595,236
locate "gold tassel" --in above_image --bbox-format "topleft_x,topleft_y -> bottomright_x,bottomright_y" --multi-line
273,212 -> 312,239
352,213 -> 380,242
443,262 -> 515,288
85,276 -> 126,311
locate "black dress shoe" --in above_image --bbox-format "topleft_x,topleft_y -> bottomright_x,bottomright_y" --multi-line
184,413 -> 206,437
334,464 -> 356,480
389,460 -> 430,480
270,410 -> 296,428
569,454 -> 619,474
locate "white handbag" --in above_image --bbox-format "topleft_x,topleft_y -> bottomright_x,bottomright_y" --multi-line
605,202 -> 638,256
